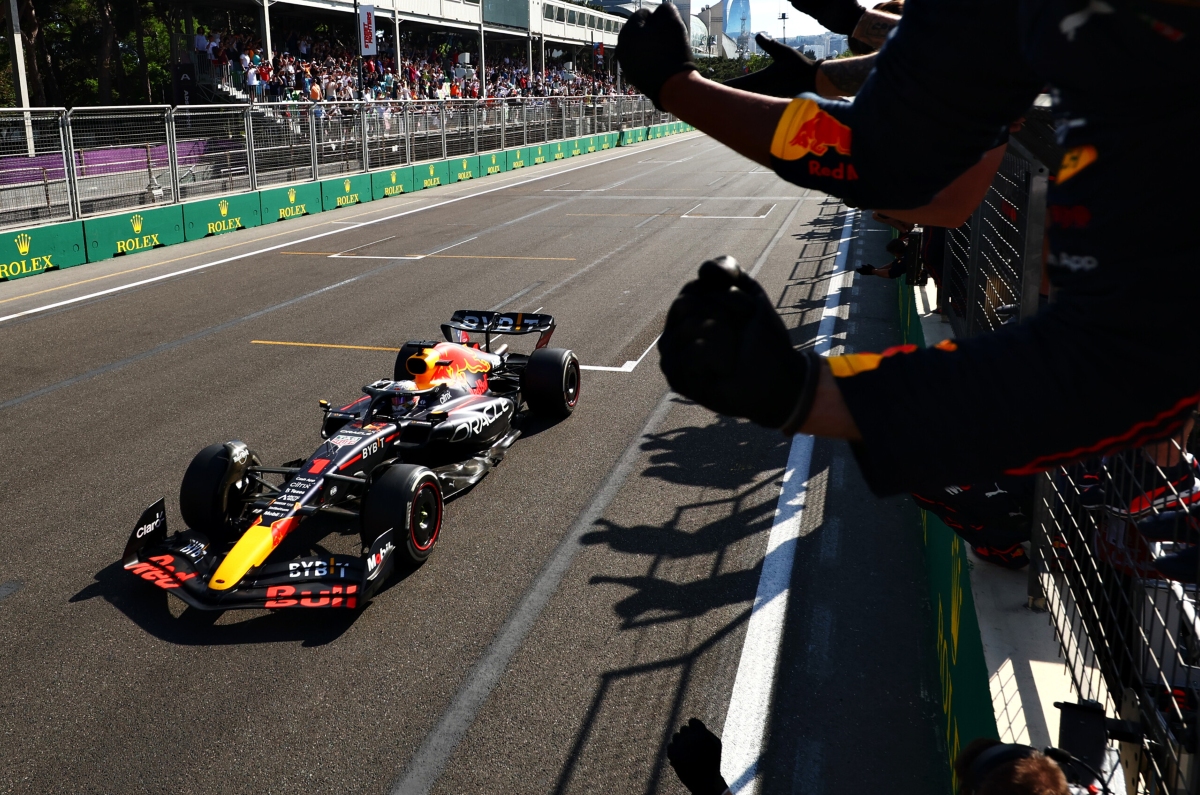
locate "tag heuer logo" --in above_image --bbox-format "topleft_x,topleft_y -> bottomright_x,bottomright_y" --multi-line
131,214 -> 144,234
14,233 -> 31,255
288,188 -> 297,204
219,199 -> 229,217
390,171 -> 397,184
344,179 -> 351,193
429,165 -> 435,176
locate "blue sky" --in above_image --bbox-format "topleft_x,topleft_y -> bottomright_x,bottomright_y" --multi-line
746,0 -> 829,37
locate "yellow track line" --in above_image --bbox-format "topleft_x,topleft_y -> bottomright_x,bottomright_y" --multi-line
252,340 -> 401,352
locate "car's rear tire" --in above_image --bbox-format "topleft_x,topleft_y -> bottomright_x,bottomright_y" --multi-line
522,347 -> 580,419
361,463 -> 444,565
179,442 -> 259,544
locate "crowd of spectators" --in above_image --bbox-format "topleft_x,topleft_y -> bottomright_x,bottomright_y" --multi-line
192,25 -> 628,103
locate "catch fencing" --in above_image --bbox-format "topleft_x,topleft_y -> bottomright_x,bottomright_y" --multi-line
939,121 -> 1198,794
0,96 -> 667,232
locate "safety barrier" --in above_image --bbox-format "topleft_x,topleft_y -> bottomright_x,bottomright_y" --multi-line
908,114 -> 1198,794
0,106 -> 690,277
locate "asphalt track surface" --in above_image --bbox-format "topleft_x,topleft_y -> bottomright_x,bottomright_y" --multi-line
0,136 -> 947,794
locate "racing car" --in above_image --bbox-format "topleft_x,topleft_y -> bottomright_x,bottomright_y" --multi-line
121,310 -> 580,610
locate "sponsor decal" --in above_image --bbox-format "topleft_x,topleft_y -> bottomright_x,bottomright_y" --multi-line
264,583 -> 358,608
366,541 -> 396,580
177,539 -> 207,560
827,343 -> 918,378
487,154 -> 501,175
135,513 -> 164,539
448,401 -> 508,443
1057,145 -> 1097,184
423,163 -> 442,189
1047,251 -> 1099,272
328,434 -> 360,447
125,554 -> 199,589
533,146 -> 546,164
288,559 -> 352,579
771,99 -> 857,180
1049,204 -> 1091,228
384,169 -> 406,196
14,233 -> 30,255
114,214 -> 162,253
336,179 -> 361,207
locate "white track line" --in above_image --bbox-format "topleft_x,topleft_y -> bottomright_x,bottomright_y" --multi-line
580,334 -> 660,372
0,134 -> 703,326
720,208 -> 856,795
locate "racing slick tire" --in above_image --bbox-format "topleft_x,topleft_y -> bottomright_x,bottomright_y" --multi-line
179,442 -> 259,544
522,348 -> 581,419
361,463 -> 444,565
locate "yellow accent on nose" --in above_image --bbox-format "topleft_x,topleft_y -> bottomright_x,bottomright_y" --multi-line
208,522 -> 277,590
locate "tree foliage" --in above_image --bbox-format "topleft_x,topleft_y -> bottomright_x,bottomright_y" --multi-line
694,53 -> 772,83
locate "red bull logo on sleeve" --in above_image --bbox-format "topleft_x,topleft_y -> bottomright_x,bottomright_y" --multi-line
770,99 -> 858,181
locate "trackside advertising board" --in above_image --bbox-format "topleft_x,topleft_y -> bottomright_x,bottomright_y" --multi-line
481,151 -> 505,175
530,144 -> 548,165
84,205 -> 184,262
568,139 -> 583,157
321,174 -> 372,211
0,220 -> 86,280
551,140 -> 567,161
582,136 -> 597,154
183,192 -> 262,241
371,166 -> 414,199
416,161 -> 450,190
259,182 -> 323,224
451,156 -> 479,182
507,148 -> 527,170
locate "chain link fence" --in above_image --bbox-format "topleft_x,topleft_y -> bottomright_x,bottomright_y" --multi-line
0,96 -> 670,231
938,113 -> 1198,794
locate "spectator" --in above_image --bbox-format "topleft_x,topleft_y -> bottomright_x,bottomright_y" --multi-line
194,27 -> 209,61
855,237 -> 911,279
955,740 -> 1069,795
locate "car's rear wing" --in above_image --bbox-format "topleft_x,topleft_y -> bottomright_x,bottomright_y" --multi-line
442,310 -> 556,350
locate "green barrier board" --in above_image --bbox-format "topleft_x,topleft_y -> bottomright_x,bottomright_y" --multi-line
321,174 -> 371,211
0,220 -> 86,280
416,160 -> 450,190
260,181 -> 322,224
481,151 -> 506,175
549,141 -> 567,161
84,205 -> 184,262
183,192 -> 261,242
568,139 -> 583,157
583,136 -> 597,154
451,156 -> 480,183
371,166 -> 415,200
600,133 -> 614,150
530,144 -> 549,165
507,148 -> 527,170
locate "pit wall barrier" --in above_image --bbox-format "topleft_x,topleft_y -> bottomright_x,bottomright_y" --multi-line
899,274 -> 999,791
3,124 -> 693,275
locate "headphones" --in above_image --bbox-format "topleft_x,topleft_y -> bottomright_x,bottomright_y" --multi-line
967,743 -> 1110,794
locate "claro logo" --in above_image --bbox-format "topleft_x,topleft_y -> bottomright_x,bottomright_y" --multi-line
136,514 -> 164,538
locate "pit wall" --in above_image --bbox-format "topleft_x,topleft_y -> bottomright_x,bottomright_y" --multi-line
0,123 -> 694,283
898,274 -> 1000,790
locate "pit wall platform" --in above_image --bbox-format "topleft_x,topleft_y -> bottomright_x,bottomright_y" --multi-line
0,123 -> 693,283
898,274 -> 1077,792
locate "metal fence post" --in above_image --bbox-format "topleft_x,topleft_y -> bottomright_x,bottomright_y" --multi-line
407,104 -> 415,166
1010,140 -> 1049,322
308,108 -> 319,181
57,109 -> 78,220
500,101 -> 507,149
64,108 -> 82,219
361,102 -> 371,172
166,107 -> 181,203
473,103 -> 479,155
963,203 -> 985,337
244,104 -> 258,191
561,102 -> 567,141
440,102 -> 448,160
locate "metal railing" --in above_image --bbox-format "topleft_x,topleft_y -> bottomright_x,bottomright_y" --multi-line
0,96 -> 670,231
939,121 -> 1198,794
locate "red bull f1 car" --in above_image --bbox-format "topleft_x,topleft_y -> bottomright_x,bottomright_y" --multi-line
121,310 -> 580,610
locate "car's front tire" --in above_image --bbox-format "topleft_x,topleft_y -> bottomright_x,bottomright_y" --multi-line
179,442 -> 259,544
361,463 -> 444,565
522,347 -> 580,419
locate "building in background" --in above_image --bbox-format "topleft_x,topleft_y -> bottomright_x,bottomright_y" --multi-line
724,0 -> 750,42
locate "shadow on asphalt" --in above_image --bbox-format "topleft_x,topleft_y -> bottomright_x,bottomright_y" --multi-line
70,513 -> 422,647
559,406 -> 788,794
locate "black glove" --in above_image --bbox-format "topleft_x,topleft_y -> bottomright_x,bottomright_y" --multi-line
667,718 -> 729,795
724,34 -> 822,98
856,264 -> 876,275
659,256 -> 818,433
615,4 -> 697,110
789,0 -> 865,35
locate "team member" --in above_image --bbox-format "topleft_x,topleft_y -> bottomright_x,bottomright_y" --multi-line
615,0 -> 1200,495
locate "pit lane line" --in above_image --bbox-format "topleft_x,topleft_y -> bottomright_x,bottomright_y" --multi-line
0,133 -> 703,327
720,207 -> 857,795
